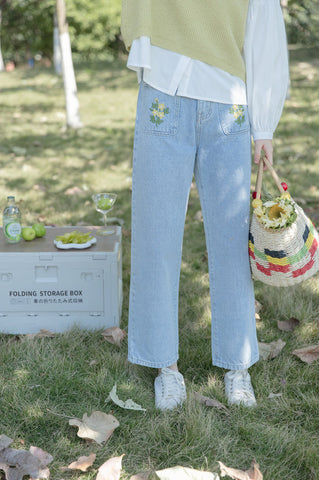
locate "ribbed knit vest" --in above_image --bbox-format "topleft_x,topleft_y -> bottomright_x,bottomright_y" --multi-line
121,0 -> 250,81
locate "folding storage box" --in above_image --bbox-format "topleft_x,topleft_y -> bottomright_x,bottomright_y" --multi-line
0,226 -> 122,333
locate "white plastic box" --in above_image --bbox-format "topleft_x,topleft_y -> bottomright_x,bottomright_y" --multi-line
0,226 -> 122,334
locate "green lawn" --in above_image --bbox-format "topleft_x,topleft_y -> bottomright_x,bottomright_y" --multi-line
0,46 -> 319,479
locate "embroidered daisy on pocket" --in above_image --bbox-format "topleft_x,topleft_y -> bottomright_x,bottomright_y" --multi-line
150,98 -> 170,127
229,104 -> 245,126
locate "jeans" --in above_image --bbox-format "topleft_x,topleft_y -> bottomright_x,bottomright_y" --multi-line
128,81 -> 259,370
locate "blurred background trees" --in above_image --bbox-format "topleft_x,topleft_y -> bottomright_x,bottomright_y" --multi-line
1,0 -> 121,65
0,0 -> 318,66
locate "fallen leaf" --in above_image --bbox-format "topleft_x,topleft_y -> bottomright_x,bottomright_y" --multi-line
33,184 -> 47,192
101,327 -> 127,346
29,446 -> 53,466
218,460 -> 262,479
245,461 -> 263,480
64,186 -> 84,195
194,392 -> 229,413
7,335 -> 21,344
25,329 -> 56,339
0,435 -> 13,450
130,473 -> 151,480
154,466 -> 220,479
122,229 -> 131,237
267,393 -> 282,399
96,454 -> 125,480
69,411 -> 119,445
0,444 -> 53,480
107,384 -> 146,412
255,300 -> 262,314
277,318 -> 300,332
258,339 -> 286,360
292,344 -> 319,364
194,210 -> 203,222
63,453 -> 96,472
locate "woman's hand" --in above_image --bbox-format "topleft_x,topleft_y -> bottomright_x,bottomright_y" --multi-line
254,139 -> 273,169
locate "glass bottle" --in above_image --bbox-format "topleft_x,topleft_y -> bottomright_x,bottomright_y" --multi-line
3,196 -> 22,243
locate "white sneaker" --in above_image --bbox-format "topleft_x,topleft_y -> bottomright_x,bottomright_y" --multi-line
224,369 -> 257,407
154,367 -> 186,411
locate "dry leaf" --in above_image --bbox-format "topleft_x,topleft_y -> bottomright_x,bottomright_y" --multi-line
64,453 -> 96,472
108,384 -> 146,411
33,184 -> 47,192
29,446 -> 53,467
0,436 -> 13,450
218,460 -> 262,480
130,473 -> 151,480
194,210 -> 203,222
255,300 -> 262,314
258,339 -> 286,360
277,318 -> 300,332
96,454 -> 125,480
0,444 -> 53,480
69,411 -> 119,445
267,393 -> 282,399
292,344 -> 319,364
194,392 -> 228,413
7,335 -> 21,345
154,466 -> 220,479
64,186 -> 84,195
101,327 -> 127,346
25,329 -> 56,339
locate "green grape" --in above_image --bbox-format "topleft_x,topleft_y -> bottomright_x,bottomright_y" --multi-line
55,231 -> 94,244
97,198 -> 112,210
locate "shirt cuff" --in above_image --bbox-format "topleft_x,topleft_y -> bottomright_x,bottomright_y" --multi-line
251,131 -> 273,141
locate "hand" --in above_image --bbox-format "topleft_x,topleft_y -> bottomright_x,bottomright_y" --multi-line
254,139 -> 273,169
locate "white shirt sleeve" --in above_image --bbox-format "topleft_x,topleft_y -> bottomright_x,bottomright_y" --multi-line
244,0 -> 290,140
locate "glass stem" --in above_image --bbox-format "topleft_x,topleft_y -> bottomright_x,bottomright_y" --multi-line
103,213 -> 107,228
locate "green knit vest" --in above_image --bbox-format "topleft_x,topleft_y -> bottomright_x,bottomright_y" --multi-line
121,0 -> 250,81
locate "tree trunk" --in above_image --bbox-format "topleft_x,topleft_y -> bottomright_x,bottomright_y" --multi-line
53,12 -> 62,75
56,0 -> 82,128
0,8 -> 5,72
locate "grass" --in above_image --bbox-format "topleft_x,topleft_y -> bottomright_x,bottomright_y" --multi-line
0,45 -> 319,479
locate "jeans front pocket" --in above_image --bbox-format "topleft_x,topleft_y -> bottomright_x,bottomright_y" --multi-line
218,103 -> 250,136
140,82 -> 180,136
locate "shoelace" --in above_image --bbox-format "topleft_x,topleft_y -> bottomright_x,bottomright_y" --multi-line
160,371 -> 184,399
231,374 -> 255,400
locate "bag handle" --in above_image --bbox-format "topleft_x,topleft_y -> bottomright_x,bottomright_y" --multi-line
255,157 -> 285,200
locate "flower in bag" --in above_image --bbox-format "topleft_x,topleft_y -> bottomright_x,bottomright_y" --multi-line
253,194 -> 297,230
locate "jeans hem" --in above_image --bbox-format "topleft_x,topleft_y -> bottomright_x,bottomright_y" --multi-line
128,355 -> 179,369
212,353 -> 259,371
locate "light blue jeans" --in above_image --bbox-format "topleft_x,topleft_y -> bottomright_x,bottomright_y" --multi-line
128,81 -> 259,370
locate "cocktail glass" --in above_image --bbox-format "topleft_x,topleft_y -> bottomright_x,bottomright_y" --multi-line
92,193 -> 117,235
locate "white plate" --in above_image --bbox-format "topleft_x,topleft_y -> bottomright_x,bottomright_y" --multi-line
54,237 -> 97,250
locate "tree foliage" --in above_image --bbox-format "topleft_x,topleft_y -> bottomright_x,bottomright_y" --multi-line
282,0 -> 319,45
1,0 -> 121,63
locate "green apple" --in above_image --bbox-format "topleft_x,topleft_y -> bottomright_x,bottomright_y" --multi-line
32,223 -> 46,237
22,227 -> 36,241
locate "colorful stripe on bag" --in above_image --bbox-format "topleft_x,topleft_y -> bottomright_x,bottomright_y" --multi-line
249,223 -> 318,278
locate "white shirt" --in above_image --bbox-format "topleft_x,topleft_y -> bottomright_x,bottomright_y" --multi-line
126,0 -> 289,140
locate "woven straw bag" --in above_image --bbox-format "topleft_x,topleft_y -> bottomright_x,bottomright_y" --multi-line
249,157 -> 319,286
